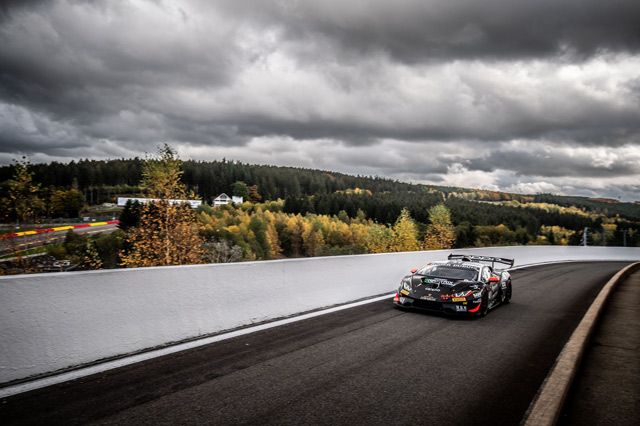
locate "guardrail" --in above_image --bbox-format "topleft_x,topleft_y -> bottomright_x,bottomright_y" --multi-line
1,246 -> 638,387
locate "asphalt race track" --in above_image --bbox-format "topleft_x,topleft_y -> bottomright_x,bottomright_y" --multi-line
0,262 -> 630,426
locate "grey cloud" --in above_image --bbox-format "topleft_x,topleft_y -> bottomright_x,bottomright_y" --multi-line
0,0 -> 639,201
0,1 -> 243,121
0,0 -> 48,19
1,0 -> 639,151
217,0 -> 640,63
466,147 -> 640,178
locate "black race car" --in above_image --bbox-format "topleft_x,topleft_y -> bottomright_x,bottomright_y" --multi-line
393,254 -> 514,316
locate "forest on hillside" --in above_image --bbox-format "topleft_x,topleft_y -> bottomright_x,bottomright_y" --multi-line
1,154 -> 639,274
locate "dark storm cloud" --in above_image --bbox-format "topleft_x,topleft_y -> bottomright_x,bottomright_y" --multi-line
1,0 -> 639,151
0,0 -> 639,200
0,1 -> 242,112
217,0 -> 640,63
0,0 -> 48,18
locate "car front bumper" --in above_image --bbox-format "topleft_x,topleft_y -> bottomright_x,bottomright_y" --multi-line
393,294 -> 482,314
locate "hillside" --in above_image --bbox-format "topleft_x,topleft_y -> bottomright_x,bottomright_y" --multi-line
2,158 -> 639,257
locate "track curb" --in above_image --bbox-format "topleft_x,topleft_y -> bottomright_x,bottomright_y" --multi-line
521,261 -> 640,426
2,220 -> 119,238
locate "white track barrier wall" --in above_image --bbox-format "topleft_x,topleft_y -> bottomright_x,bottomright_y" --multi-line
1,246 -> 639,386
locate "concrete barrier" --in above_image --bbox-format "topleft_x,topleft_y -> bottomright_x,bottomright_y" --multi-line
1,246 -> 639,386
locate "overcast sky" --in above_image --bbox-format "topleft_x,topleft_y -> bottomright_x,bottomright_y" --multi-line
1,0 -> 639,201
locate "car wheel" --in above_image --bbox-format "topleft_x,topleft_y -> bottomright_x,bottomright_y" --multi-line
504,280 -> 512,304
480,291 -> 489,316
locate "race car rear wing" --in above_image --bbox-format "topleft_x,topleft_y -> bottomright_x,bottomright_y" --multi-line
448,254 -> 515,269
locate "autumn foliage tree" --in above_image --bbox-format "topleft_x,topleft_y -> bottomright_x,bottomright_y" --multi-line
2,157 -> 43,224
366,223 -> 393,253
50,189 -> 86,218
120,145 -> 205,267
424,203 -> 455,250
0,158 -> 43,274
391,207 -> 420,252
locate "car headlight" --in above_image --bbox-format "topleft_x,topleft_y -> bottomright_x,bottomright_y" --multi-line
402,279 -> 412,292
454,289 -> 473,297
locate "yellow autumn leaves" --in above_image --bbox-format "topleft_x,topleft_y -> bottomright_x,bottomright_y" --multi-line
197,203 -> 455,261
119,145 -> 456,267
120,145 -> 205,267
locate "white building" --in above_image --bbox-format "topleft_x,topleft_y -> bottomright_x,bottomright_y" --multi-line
213,193 -> 243,207
117,197 -> 202,208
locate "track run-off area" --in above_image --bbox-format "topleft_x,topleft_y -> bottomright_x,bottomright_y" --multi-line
0,261 -> 631,426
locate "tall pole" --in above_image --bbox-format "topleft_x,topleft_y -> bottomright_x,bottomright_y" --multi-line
583,227 -> 588,246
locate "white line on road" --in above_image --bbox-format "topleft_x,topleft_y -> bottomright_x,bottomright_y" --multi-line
0,293 -> 395,399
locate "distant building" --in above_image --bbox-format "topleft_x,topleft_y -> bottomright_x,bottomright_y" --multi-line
117,197 -> 202,209
213,193 -> 243,207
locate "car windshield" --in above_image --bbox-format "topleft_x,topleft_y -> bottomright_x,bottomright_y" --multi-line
418,265 -> 478,281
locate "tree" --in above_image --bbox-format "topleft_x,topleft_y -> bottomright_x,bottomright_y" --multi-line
249,215 -> 271,259
78,240 -> 104,270
50,189 -> 86,218
0,158 -> 44,274
366,223 -> 393,253
140,144 -> 190,200
118,199 -> 143,231
231,181 -> 250,200
302,219 -> 325,256
248,185 -> 262,203
424,204 -> 455,250
120,145 -> 205,267
204,239 -> 243,263
392,207 -> 420,252
3,157 -> 43,224
454,221 -> 475,248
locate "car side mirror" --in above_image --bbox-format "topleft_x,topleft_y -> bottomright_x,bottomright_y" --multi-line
489,277 -> 499,282
411,269 -> 417,273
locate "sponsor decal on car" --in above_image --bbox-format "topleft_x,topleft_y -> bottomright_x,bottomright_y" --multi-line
420,296 -> 437,301
473,292 -> 482,299
400,289 -> 410,296
450,264 -> 480,270
455,305 -> 467,312
452,297 -> 466,302
425,278 -> 453,286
